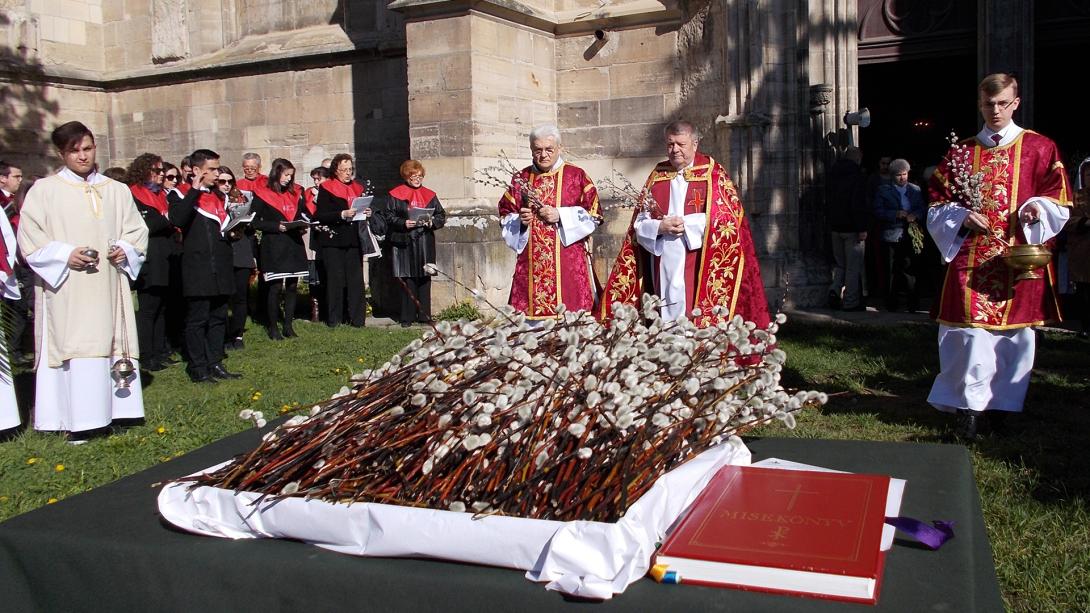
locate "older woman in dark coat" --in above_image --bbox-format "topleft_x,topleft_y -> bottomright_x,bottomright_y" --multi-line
382,160 -> 446,327
314,154 -> 375,327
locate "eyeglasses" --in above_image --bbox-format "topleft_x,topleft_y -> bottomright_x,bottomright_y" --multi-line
980,99 -> 1017,111
164,174 -> 179,181
216,178 -> 234,185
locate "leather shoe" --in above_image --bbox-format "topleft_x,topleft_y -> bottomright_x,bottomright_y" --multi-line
267,327 -> 284,341
188,371 -> 218,384
282,325 -> 297,338
143,359 -> 166,372
210,364 -> 242,380
956,409 -> 981,441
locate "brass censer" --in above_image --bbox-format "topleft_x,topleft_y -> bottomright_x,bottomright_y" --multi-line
1002,243 -> 1051,281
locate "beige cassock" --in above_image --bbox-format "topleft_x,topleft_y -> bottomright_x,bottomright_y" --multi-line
17,169 -> 148,433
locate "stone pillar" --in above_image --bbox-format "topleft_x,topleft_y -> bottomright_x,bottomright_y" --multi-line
394,3 -> 558,310
979,0 -> 1033,125
714,0 -> 823,306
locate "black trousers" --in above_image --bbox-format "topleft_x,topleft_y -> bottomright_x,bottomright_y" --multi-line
321,246 -> 364,326
398,276 -> 432,324
136,286 -> 168,363
2,264 -> 33,356
266,278 -> 299,331
184,295 -> 229,377
882,239 -> 918,310
226,267 -> 252,341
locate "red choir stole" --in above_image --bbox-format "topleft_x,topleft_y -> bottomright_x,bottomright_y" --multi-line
929,131 -> 1072,329
389,184 -> 436,208
1,190 -> 18,231
236,175 -> 268,193
196,189 -> 229,231
320,179 -> 365,206
304,187 -> 318,216
599,153 -> 769,329
254,183 -> 302,220
171,183 -> 192,200
498,162 -> 602,319
0,193 -> 12,274
130,184 -> 169,215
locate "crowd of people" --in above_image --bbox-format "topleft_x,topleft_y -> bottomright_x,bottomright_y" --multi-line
0,121 -> 445,442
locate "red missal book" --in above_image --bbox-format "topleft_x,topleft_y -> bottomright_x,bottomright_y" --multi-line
653,465 -> 893,604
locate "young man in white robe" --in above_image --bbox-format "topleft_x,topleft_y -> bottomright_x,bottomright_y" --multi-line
17,121 -> 148,443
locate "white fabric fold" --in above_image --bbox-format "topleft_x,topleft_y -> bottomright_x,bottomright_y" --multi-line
158,439 -> 752,599
112,238 -> 144,281
682,212 -> 706,250
926,204 -> 970,263
556,206 -> 596,247
1018,198 -> 1069,245
501,212 -> 529,254
25,241 -> 77,289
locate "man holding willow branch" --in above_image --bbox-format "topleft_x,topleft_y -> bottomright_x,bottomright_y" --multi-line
497,125 -> 602,320
925,72 -> 1072,439
600,120 -> 769,329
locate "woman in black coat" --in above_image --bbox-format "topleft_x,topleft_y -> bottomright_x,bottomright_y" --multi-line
127,153 -> 173,371
251,158 -> 309,339
382,159 -> 446,327
314,153 -> 373,327
216,166 -> 257,349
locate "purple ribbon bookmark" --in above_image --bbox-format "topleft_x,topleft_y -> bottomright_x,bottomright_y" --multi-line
884,516 -> 956,550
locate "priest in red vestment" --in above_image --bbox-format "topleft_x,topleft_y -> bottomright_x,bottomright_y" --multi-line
925,73 -> 1072,439
499,125 -> 602,320
599,120 -> 769,329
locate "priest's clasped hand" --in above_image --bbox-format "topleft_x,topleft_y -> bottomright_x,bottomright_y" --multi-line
658,215 -> 686,237
537,205 -> 560,224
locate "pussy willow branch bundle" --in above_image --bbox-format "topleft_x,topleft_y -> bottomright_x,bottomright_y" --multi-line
182,299 -> 825,522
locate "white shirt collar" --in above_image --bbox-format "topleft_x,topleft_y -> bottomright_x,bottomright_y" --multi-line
978,121 -> 1023,148
534,158 -> 565,174
59,167 -> 107,185
0,188 -> 11,198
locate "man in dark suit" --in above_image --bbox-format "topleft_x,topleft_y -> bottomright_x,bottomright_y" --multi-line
169,149 -> 241,383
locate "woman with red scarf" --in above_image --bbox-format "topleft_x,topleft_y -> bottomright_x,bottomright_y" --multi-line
251,159 -> 309,339
127,153 -> 174,371
382,160 -> 446,327
314,154 -> 372,327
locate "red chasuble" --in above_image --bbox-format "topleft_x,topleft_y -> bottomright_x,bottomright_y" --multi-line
599,153 -> 770,329
254,184 -> 302,220
498,162 -> 602,319
130,184 -> 169,215
928,131 -> 1072,329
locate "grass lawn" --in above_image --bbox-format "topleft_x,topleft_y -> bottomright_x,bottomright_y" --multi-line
1,316 -> 1086,612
